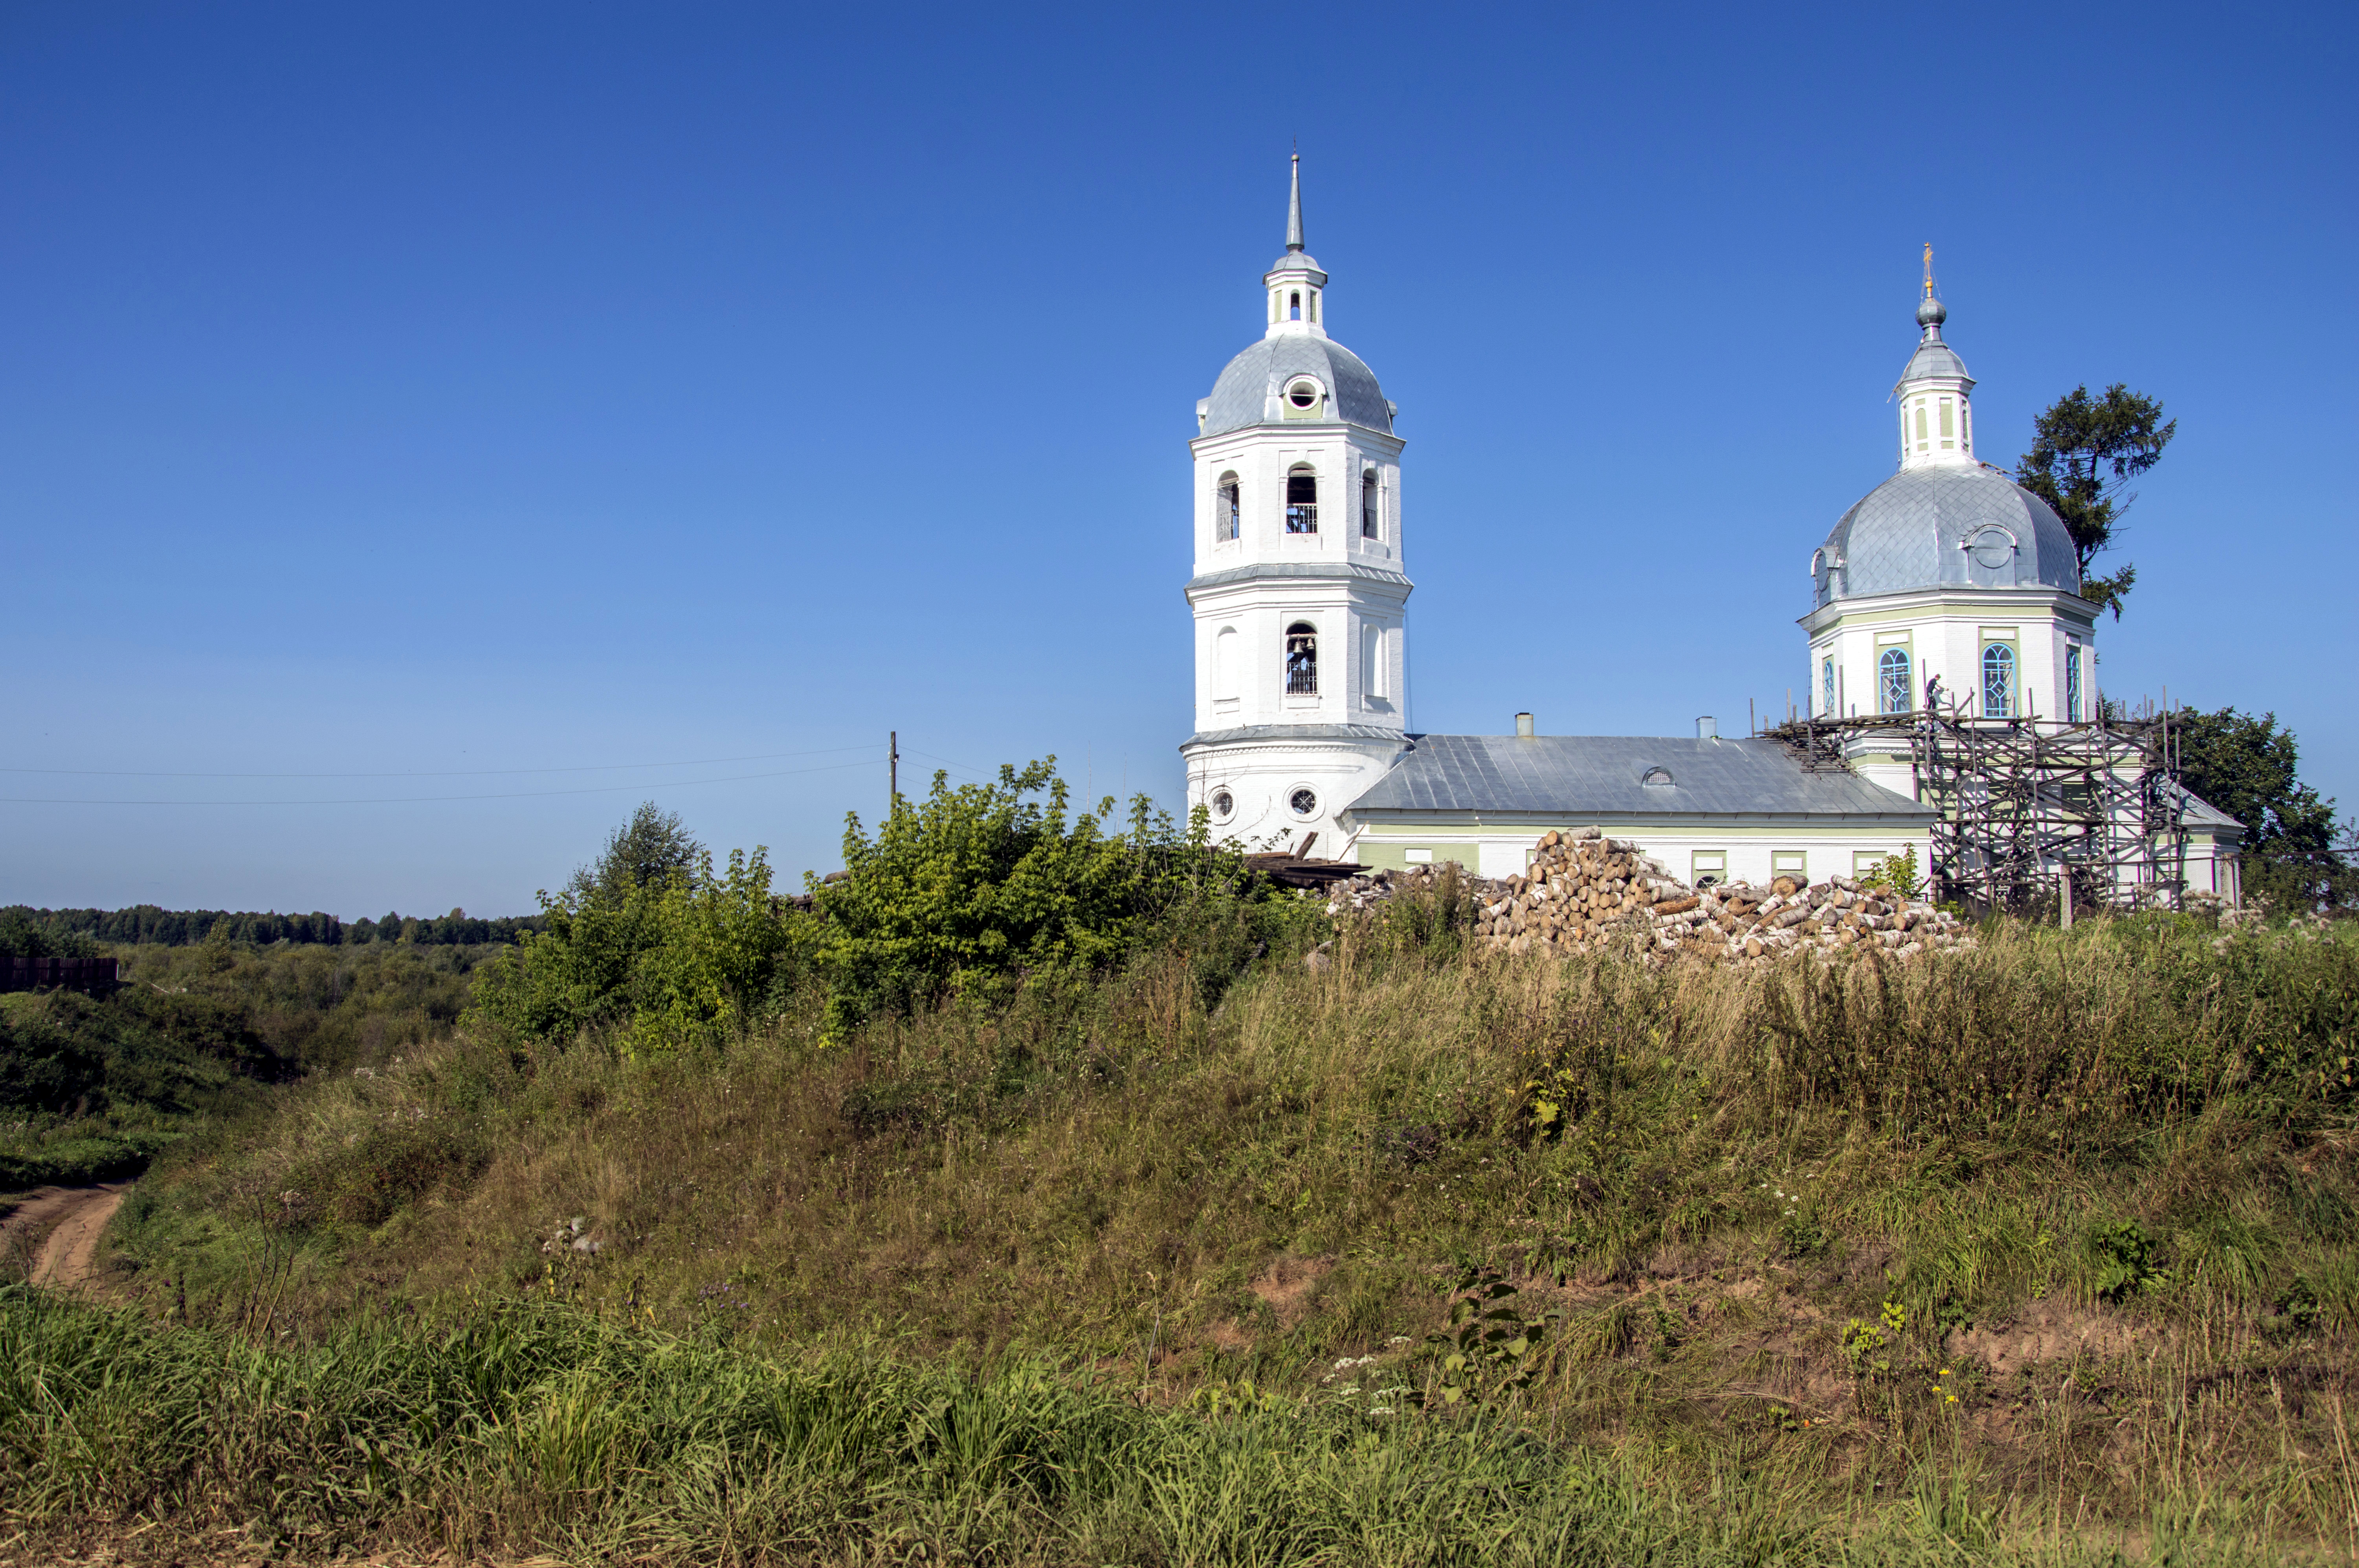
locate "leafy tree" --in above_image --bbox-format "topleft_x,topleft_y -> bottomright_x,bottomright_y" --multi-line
2014,383 -> 2176,619
811,760 -> 1200,1034
468,846 -> 807,1056
2174,707 -> 2354,911
564,801 -> 705,906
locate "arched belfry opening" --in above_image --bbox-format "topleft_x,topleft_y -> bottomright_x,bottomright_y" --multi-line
1285,623 -> 1318,694
1285,469 -> 1318,533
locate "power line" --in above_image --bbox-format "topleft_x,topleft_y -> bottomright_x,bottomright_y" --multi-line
0,743 -> 882,781
2,758 -> 883,807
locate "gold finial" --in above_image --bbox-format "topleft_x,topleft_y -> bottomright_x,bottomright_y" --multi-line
1923,243 -> 1935,299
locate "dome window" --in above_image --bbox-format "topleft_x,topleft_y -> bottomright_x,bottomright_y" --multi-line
1878,647 -> 1912,714
1289,787 -> 1318,817
1981,642 -> 2016,719
1285,469 -> 1319,532
1285,622 -> 1318,694
1282,379 -> 1324,420
1967,529 -> 2015,572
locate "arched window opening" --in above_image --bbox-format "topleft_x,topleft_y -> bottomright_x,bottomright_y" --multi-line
1309,290 -> 1319,324
1822,657 -> 1836,718
1290,291 -> 1302,321
1982,643 -> 2016,718
2066,642 -> 2084,722
1914,404 -> 1929,451
1361,472 -> 1379,539
1878,647 -> 1911,714
1216,474 -> 1240,542
1641,766 -> 1675,787
1285,471 -> 1319,533
1285,623 -> 1318,694
1213,626 -> 1239,700
1939,397 -> 1955,447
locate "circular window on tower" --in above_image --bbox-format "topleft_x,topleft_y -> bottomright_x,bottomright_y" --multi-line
1283,378 -> 1324,416
1290,787 -> 1319,817
1209,789 -> 1235,820
1966,527 -> 2017,573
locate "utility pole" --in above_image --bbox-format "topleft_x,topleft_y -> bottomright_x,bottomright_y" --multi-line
889,731 -> 899,815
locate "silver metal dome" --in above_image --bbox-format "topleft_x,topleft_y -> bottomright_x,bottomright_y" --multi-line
1812,464 -> 2082,607
1916,294 -> 1948,328
1201,334 -> 1393,437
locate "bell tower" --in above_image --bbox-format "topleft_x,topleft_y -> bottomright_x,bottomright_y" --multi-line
1180,157 -> 1413,853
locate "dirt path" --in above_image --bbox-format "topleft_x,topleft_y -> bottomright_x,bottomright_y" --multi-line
0,1182 -> 128,1290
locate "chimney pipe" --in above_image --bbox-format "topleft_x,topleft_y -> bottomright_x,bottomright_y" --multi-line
1514,712 -> 1535,738
1696,716 -> 1718,740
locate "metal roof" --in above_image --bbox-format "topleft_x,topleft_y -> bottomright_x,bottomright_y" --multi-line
1181,722 -> 1408,749
1344,735 -> 1937,820
1897,336 -> 1972,387
1814,464 -> 2082,607
1202,334 -> 1393,438
1185,560 -> 1412,595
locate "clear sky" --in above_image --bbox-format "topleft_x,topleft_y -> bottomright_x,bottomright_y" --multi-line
5,2 -> 2353,918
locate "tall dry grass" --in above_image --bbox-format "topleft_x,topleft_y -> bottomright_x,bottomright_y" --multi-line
71,911 -> 2359,1559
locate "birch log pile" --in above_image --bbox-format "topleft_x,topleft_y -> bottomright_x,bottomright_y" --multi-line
1324,826 -> 1972,966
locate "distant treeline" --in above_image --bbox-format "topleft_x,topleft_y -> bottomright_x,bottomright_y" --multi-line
3,905 -> 547,949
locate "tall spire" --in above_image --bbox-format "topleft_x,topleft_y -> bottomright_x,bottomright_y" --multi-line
1286,150 -> 1305,253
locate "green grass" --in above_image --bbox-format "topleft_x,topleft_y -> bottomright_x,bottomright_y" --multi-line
43,910 -> 2359,1561
0,1285 -> 2325,1566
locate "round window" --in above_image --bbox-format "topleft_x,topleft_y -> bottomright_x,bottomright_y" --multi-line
1210,789 -> 1234,818
1968,530 -> 2015,571
1286,381 -> 1321,409
1290,788 -> 1318,817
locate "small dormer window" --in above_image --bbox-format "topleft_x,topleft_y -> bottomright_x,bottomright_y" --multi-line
1642,766 -> 1675,787
1287,381 -> 1319,409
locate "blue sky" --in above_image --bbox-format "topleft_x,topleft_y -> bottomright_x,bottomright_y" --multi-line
4,2 -> 2352,917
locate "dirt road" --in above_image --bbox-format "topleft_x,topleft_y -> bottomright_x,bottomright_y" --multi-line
0,1182 -> 128,1289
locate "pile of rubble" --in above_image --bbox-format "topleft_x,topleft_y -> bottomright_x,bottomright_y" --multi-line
1325,827 -> 1974,965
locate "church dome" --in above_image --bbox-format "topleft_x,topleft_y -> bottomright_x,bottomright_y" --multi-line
1202,334 -> 1393,437
1812,463 -> 2081,608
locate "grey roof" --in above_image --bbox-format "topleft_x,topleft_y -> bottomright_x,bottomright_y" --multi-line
1267,250 -> 1326,277
1181,722 -> 1408,749
1202,333 -> 1393,437
1186,560 -> 1412,594
1814,464 -> 2082,607
2166,782 -> 2245,833
1345,735 -> 1936,820
1897,332 -> 1971,387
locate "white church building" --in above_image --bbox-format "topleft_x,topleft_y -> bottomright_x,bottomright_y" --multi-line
1179,161 -> 2242,897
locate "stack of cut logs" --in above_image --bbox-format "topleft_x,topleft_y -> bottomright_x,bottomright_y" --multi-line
1325,826 -> 1972,965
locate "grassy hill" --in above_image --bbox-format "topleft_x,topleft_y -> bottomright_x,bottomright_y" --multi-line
23,903 -> 2355,1564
